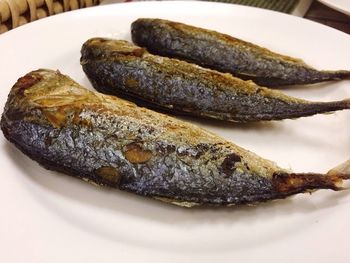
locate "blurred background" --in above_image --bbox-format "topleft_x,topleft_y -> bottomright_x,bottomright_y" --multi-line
0,0 -> 349,34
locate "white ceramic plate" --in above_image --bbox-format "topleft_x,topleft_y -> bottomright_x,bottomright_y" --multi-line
318,0 -> 350,16
0,2 -> 350,262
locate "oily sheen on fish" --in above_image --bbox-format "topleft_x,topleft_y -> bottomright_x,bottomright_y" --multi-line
81,38 -> 350,123
131,18 -> 350,87
1,69 -> 349,207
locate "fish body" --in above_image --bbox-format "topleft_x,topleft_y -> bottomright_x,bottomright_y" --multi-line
81,38 -> 350,123
1,69 -> 348,207
131,18 -> 350,87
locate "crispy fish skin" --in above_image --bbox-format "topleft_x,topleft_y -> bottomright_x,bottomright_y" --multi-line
1,69 -> 348,207
131,18 -> 350,87
80,38 -> 350,123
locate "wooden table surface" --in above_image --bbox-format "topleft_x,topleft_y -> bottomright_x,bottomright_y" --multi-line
305,1 -> 350,34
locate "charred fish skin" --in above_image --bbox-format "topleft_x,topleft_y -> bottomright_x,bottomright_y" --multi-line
1,69 -> 346,207
131,18 -> 350,87
81,38 -> 350,123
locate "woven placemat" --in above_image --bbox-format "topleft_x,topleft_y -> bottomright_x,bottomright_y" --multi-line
206,0 -> 300,13
0,0 -> 100,34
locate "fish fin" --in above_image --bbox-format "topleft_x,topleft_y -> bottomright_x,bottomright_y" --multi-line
327,160 -> 350,180
153,196 -> 200,207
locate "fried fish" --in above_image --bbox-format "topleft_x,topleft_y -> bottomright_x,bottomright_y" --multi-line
81,38 -> 350,122
131,18 -> 350,87
1,69 -> 349,207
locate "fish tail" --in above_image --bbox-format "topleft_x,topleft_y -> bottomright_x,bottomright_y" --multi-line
335,98 -> 350,110
272,172 -> 342,194
318,97 -> 350,112
290,99 -> 350,120
344,98 -> 350,109
326,70 -> 350,81
327,160 -> 350,182
272,160 -> 350,194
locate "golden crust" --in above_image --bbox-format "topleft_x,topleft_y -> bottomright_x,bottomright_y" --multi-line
20,69 -> 285,179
